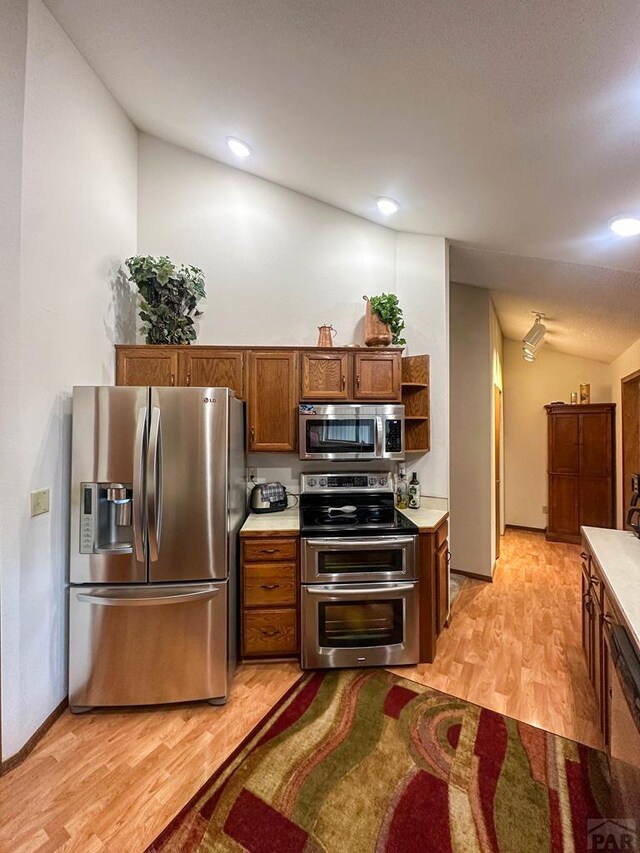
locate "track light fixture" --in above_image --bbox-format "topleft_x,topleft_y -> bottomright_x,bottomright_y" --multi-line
522,313 -> 547,362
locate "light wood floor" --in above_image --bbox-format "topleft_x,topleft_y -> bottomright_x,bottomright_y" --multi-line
0,529 -> 600,852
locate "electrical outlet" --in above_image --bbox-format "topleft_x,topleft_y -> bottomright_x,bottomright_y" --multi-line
542,505 -> 548,515
30,488 -> 50,517
247,467 -> 258,483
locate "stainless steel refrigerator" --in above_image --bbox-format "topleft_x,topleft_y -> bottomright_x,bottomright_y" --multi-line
68,386 -> 245,711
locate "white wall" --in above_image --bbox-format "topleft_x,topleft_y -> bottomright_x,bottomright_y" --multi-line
138,135 -> 450,498
609,336 -> 640,526
503,339 -> 612,530
1,0 -> 137,759
0,0 -> 28,763
449,283 -> 493,577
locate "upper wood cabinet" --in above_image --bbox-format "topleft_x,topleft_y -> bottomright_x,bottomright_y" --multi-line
248,351 -> 299,452
546,403 -> 615,543
178,349 -> 245,398
300,352 -> 350,400
353,351 -> 401,400
116,346 -> 179,387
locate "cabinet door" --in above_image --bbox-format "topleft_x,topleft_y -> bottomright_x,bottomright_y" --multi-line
353,352 -> 401,401
300,352 -> 350,400
116,347 -> 178,387
179,349 -> 245,398
435,540 -> 449,634
548,474 -> 579,538
248,351 -> 298,452
579,412 -> 612,477
579,477 -> 613,530
549,413 -> 579,473
581,567 -> 592,671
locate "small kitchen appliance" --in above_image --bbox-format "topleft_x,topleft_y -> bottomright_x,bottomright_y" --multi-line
299,404 -> 404,462
249,481 -> 288,513
299,472 -> 419,669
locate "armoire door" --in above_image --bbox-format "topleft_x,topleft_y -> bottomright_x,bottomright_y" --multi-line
579,412 -> 613,477
548,474 -> 578,537
549,413 -> 579,473
579,477 -> 613,529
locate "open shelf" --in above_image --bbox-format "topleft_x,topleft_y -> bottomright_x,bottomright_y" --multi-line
401,355 -> 430,453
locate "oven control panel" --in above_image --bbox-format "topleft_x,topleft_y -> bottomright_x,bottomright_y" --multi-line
301,473 -> 392,493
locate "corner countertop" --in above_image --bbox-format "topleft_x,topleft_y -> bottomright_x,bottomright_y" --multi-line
240,507 -> 300,536
581,526 -> 640,649
397,507 -> 449,533
239,506 -> 448,537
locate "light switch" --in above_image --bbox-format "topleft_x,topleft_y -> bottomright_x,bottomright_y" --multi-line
30,488 -> 50,517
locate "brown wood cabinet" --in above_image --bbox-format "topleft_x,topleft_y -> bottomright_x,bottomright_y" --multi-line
546,404 -> 615,543
178,349 -> 245,398
300,349 -> 402,402
416,517 -> 450,662
240,535 -> 298,659
116,346 -> 179,387
248,351 -> 299,452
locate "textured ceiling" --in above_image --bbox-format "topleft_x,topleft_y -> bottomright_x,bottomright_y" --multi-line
450,244 -> 640,362
44,0 -> 640,360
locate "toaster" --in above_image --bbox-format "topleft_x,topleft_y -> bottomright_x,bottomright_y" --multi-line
249,482 -> 288,513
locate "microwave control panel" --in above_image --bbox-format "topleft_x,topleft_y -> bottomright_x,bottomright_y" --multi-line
385,419 -> 402,453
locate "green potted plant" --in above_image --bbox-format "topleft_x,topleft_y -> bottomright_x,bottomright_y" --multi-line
125,255 -> 206,345
363,293 -> 406,346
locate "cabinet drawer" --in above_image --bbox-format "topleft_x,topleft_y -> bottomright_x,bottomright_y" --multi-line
243,538 -> 297,562
244,563 -> 297,607
242,609 -> 297,657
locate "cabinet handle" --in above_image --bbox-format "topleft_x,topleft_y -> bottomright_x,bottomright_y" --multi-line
260,583 -> 280,590
261,548 -> 277,554
260,628 -> 281,637
342,375 -> 346,389
589,575 -> 600,586
170,373 -> 175,386
186,373 -> 191,386
603,612 -> 615,625
580,552 -> 590,562
250,426 -> 255,441
356,374 -> 360,387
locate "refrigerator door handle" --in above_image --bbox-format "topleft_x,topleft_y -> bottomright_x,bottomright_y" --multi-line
132,405 -> 147,562
147,406 -> 163,562
76,588 -> 220,607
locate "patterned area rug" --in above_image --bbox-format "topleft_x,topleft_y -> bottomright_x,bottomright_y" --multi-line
147,669 -> 610,852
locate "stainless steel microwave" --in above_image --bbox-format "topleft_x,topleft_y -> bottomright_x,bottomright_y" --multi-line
299,404 -> 405,461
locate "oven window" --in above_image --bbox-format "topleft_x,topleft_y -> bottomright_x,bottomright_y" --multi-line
318,548 -> 404,576
305,418 -> 376,454
318,600 -> 404,647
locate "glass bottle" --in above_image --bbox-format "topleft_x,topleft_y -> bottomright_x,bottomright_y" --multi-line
408,472 -> 421,508
396,473 -> 408,509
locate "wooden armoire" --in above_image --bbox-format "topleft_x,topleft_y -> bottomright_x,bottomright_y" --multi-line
545,403 -> 616,543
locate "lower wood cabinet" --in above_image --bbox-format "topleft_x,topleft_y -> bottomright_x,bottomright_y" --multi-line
417,517 -> 450,663
240,535 -> 299,659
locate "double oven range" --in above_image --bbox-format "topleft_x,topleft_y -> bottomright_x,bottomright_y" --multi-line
299,473 -> 420,669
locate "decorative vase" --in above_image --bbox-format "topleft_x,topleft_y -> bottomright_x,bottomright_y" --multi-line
364,299 -> 392,347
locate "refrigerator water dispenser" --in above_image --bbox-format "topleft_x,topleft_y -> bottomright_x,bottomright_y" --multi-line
80,482 -> 134,554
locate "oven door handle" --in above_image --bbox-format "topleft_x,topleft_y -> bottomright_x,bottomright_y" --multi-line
304,537 -> 415,549
305,582 -> 415,595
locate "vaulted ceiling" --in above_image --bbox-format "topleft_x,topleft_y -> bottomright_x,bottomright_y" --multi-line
46,0 -> 640,360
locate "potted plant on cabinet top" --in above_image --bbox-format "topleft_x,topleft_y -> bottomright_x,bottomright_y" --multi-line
363,293 -> 406,347
125,255 -> 206,345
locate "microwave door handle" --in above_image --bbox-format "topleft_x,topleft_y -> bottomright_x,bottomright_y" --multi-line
132,405 -> 147,563
147,406 -> 162,562
376,416 -> 384,456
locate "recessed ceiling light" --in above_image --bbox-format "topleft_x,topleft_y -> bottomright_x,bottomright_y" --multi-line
376,197 -> 400,215
609,216 -> 640,237
227,137 -> 252,158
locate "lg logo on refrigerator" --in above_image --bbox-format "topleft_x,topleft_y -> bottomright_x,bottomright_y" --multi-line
203,397 -> 217,403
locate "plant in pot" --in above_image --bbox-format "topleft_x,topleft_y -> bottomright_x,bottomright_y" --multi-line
363,293 -> 406,347
125,255 -> 206,344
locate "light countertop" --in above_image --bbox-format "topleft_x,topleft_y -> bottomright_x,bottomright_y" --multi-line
240,507 -> 300,536
239,505 -> 448,536
581,526 -> 640,649
397,506 -> 448,533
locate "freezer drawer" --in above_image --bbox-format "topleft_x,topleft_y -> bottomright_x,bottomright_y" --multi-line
69,583 -> 228,709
